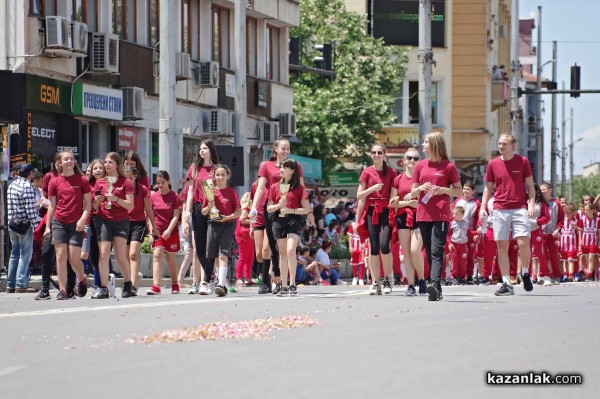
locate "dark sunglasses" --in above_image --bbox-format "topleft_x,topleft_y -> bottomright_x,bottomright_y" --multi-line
405,156 -> 420,161
371,151 -> 384,155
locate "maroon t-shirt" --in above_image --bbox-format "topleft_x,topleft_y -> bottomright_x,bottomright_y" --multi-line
267,183 -> 307,210
151,190 -> 182,232
42,172 -> 58,197
186,164 -> 215,204
95,176 -> 135,221
393,172 -> 414,200
203,186 -> 240,223
258,160 -> 304,191
48,174 -> 91,224
484,154 -> 532,210
129,183 -> 150,222
412,159 -> 460,223
358,165 -> 397,207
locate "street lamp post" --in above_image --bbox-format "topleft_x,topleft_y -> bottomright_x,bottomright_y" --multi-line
569,121 -> 582,203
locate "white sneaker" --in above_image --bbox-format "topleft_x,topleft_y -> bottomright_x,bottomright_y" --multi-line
358,279 -> 364,286
108,273 -> 116,297
199,282 -> 212,295
543,277 -> 553,286
352,277 -> 358,286
188,283 -> 199,294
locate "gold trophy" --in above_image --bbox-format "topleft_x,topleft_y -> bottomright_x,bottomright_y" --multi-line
201,179 -> 222,221
105,176 -> 118,210
278,182 -> 290,217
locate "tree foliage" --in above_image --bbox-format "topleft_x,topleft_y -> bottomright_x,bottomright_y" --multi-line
573,174 -> 600,204
291,0 -> 408,181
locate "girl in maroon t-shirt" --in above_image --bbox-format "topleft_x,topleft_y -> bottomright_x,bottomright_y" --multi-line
126,167 -> 157,295
410,132 -> 462,301
357,143 -> 397,296
123,151 -> 151,188
202,164 -> 241,297
389,148 -> 426,296
146,170 -> 182,295
266,159 -> 311,296
182,140 -> 220,294
45,151 -> 92,300
92,152 -> 135,299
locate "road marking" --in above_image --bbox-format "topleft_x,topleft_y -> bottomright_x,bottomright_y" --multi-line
0,365 -> 26,377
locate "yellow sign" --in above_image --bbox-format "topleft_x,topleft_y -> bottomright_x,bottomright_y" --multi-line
377,126 -> 444,148
40,84 -> 60,105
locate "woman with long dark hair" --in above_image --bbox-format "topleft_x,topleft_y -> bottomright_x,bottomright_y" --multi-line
123,151 -> 151,188
182,140 -> 220,294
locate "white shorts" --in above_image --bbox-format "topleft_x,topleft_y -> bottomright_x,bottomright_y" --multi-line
492,208 -> 531,241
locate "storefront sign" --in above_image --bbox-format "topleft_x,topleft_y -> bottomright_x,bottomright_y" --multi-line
328,172 -> 359,185
118,127 -> 138,151
26,75 -> 72,115
378,126 -> 443,155
256,81 -> 268,108
265,150 -> 322,180
72,83 -> 123,120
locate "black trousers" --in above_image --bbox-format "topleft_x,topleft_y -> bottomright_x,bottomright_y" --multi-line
418,221 -> 449,286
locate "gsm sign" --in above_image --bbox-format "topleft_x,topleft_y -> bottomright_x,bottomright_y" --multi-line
40,85 -> 60,105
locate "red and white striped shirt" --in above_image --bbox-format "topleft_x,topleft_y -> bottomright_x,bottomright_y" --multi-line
578,215 -> 599,247
560,218 -> 578,253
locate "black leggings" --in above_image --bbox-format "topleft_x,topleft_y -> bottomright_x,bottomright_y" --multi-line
418,221 -> 449,286
366,207 -> 392,256
264,201 -> 280,277
192,202 -> 209,269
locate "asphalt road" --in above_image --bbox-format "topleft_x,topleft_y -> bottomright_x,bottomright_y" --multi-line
0,282 -> 597,399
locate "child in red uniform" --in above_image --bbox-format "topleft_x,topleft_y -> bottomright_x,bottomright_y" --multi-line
267,159 -> 311,296
235,192 -> 255,286
540,183 -> 564,283
146,170 -> 182,295
452,182 -> 481,282
560,203 -> 578,281
203,164 -> 241,297
528,184 -> 550,285
347,224 -> 365,285
577,203 -> 599,281
448,206 -> 474,284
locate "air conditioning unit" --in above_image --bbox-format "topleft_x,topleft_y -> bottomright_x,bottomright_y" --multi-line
70,21 -> 88,55
280,113 -> 296,137
200,61 -> 220,87
262,121 -> 280,144
46,16 -> 72,49
175,52 -> 191,80
210,109 -> 232,134
122,87 -> 144,120
91,32 -> 119,73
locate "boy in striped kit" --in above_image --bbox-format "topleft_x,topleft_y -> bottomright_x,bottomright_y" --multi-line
577,203 -> 599,281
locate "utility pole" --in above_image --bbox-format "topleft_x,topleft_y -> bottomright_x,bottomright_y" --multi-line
233,0 -> 248,193
550,40 -> 557,188
418,0 -> 433,154
158,0 -> 182,188
561,81 -> 566,196
511,0 -> 523,155
535,6 -> 543,183
569,107 -> 577,202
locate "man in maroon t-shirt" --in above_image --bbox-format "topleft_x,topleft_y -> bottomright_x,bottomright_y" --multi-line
480,133 -> 536,296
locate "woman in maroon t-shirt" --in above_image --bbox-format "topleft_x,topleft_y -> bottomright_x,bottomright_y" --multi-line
123,151 -> 151,188
92,152 -> 135,299
389,148 -> 426,296
410,132 -> 462,301
266,159 -> 311,296
357,143 -> 397,296
182,140 -> 220,294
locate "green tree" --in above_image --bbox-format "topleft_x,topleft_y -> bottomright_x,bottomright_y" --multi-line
573,174 -> 600,204
291,0 -> 408,181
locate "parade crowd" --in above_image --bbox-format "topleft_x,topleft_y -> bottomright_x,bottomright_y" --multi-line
4,133 -> 599,301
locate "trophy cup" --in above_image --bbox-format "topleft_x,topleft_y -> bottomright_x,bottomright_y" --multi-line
201,179 -> 222,221
105,176 -> 118,210
278,182 -> 290,217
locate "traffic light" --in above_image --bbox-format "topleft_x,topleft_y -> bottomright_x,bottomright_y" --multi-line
570,64 -> 581,98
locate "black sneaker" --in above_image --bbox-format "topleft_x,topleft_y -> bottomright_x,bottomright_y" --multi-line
277,286 -> 289,297
258,284 -> 271,294
494,283 -> 514,296
56,290 -> 69,300
35,289 -> 51,300
272,281 -> 282,295
121,281 -> 132,298
215,285 -> 227,297
405,285 -> 417,296
418,279 -> 427,295
92,287 -> 109,299
369,282 -> 382,295
478,276 -> 490,286
289,285 -> 297,296
76,278 -> 88,297
522,273 -> 534,292
66,289 -> 76,299
131,286 -> 138,297
426,284 -> 443,301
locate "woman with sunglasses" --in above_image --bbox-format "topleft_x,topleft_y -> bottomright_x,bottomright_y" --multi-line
410,132 -> 462,301
356,143 -> 397,295
389,148 -> 426,296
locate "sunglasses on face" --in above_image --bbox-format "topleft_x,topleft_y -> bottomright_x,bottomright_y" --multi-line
405,156 -> 420,161
371,151 -> 384,155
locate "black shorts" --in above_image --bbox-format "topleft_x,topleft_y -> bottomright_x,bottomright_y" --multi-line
206,222 -> 235,258
127,221 -> 147,244
51,219 -> 84,247
93,216 -> 130,242
395,211 -> 418,230
272,214 -> 303,239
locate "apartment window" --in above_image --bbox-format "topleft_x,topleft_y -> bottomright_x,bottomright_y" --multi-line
112,0 -> 136,41
212,6 -> 230,67
148,0 -> 159,46
246,17 -> 257,76
72,0 -> 83,21
392,81 -> 438,125
266,25 -> 280,81
182,0 -> 190,53
44,0 -> 57,16
30,0 -> 42,15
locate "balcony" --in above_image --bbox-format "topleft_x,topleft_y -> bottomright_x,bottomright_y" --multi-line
491,80 -> 508,111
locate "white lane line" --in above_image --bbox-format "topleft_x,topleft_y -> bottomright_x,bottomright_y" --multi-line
0,365 -> 26,377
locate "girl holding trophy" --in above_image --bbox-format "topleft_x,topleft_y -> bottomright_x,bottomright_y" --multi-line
202,164 -> 241,297
266,159 -> 311,296
92,152 -> 135,299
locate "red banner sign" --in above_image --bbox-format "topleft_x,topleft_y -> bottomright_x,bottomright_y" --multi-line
118,127 -> 137,151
